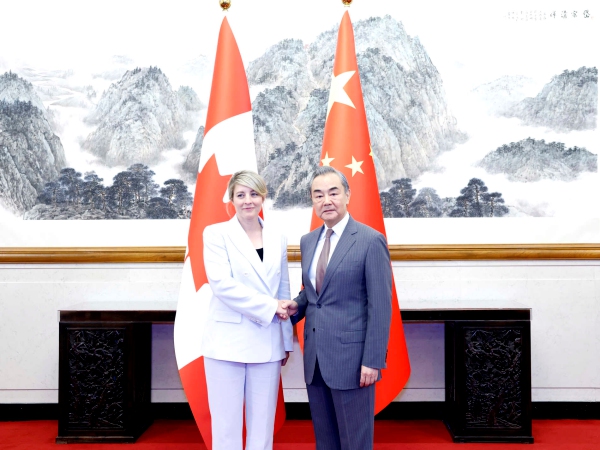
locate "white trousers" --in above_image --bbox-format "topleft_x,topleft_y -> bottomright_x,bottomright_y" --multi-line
204,357 -> 281,450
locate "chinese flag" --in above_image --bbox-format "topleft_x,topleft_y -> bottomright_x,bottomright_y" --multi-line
174,17 -> 286,449
299,11 -> 411,413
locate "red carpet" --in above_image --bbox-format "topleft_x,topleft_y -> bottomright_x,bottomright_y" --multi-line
0,420 -> 599,449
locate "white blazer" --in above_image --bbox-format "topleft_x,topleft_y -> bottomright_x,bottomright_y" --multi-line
201,215 -> 293,363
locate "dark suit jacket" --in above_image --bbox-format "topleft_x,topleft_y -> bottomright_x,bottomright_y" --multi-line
292,216 -> 392,390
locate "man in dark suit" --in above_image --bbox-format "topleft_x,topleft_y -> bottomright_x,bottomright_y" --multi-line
286,166 -> 392,450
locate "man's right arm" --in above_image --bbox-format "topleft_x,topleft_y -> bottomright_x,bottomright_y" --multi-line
289,289 -> 308,325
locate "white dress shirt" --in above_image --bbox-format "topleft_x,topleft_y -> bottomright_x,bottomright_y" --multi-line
309,213 -> 350,290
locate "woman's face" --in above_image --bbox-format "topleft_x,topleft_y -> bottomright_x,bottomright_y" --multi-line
232,184 -> 264,220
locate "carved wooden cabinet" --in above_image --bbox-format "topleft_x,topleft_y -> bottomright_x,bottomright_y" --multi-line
56,304 -> 172,443
402,305 -> 533,443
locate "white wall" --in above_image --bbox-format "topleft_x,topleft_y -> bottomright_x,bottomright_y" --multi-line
1,260 -> 599,404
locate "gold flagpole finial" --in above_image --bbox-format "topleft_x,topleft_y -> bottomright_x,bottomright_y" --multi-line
219,0 -> 231,11
341,0 -> 353,6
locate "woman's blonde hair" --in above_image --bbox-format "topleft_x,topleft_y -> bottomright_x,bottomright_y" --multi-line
227,170 -> 268,201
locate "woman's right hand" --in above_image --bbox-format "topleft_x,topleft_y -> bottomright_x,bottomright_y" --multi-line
276,300 -> 292,320
276,300 -> 299,320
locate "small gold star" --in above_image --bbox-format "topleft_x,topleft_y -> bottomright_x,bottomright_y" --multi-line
345,156 -> 364,176
369,144 -> 374,157
321,152 -> 335,166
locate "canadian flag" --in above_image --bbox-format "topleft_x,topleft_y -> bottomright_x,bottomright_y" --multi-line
299,11 -> 412,413
174,17 -> 285,449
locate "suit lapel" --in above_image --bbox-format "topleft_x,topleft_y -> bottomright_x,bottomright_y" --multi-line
226,216 -> 269,287
261,221 -> 281,297
319,217 -> 357,295
302,226 -> 322,296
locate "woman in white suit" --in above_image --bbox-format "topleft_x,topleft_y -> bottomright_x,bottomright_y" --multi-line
202,170 -> 293,450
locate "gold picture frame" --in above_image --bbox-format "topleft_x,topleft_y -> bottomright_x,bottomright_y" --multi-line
2,243 -> 600,264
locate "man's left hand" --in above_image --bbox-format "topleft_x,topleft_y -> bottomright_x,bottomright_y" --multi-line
360,365 -> 378,387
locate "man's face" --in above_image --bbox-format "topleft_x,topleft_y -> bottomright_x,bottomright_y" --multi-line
311,173 -> 351,228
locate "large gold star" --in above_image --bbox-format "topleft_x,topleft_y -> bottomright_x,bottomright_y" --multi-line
321,152 -> 335,166
345,156 -> 364,176
326,70 -> 356,119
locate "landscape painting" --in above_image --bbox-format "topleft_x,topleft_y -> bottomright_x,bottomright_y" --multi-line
0,1 -> 597,246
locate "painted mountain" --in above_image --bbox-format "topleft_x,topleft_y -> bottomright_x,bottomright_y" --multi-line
0,72 -> 67,214
471,75 -> 540,116
479,138 -> 597,182
182,125 -> 204,181
183,15 -> 466,208
0,71 -> 48,113
82,66 -> 198,167
503,67 -> 598,132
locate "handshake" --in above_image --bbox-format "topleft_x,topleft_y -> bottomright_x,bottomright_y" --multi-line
276,300 -> 299,320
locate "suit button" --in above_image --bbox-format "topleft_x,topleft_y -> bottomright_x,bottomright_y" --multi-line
312,328 -> 315,332
316,304 -> 322,309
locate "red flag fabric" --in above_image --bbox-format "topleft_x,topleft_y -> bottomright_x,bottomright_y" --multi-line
298,11 -> 411,414
174,17 -> 286,449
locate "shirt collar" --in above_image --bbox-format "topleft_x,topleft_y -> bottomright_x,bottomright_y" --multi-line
322,212 -> 350,238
